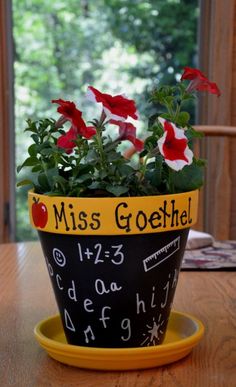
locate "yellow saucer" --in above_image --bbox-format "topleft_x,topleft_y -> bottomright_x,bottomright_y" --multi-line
34,311 -> 204,370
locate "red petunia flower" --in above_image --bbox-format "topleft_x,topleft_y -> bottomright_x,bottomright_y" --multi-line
110,120 -> 144,152
181,67 -> 221,96
157,117 -> 193,171
57,127 -> 77,154
86,86 -> 138,121
52,99 -> 96,140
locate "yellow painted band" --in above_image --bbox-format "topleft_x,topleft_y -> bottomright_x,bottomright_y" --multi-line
28,190 -> 199,235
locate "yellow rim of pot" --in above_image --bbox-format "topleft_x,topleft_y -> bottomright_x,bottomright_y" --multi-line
28,189 -> 199,235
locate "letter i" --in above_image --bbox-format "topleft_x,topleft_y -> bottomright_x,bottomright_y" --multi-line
69,204 -> 76,230
151,286 -> 156,308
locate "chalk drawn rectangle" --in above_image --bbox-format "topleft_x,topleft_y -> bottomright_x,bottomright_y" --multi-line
143,237 -> 180,272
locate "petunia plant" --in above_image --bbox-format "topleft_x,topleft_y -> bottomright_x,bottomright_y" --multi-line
17,67 -> 220,197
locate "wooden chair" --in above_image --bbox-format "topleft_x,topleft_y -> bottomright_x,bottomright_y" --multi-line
125,125 -> 236,240
193,125 -> 236,240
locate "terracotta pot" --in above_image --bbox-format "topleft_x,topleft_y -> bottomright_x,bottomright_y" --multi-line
29,190 -> 198,348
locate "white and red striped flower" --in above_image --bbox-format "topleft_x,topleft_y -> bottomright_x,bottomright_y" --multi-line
157,117 -> 193,171
86,86 -> 138,121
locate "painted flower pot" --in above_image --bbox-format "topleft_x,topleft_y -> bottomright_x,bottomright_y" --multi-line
29,189 -> 198,348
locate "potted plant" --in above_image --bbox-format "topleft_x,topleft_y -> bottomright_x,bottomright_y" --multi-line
17,67 -> 220,349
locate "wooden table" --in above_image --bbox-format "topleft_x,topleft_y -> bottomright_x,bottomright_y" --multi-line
0,242 -> 236,386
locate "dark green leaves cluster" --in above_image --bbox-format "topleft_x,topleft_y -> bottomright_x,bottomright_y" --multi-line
17,120 -> 146,197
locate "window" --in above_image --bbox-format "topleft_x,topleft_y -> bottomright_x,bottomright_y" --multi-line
1,0 -> 200,241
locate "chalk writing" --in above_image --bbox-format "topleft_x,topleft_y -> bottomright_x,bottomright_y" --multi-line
161,274 -> 171,308
99,306 -> 111,328
143,236 -> 180,272
77,243 -> 125,265
56,273 -> 63,290
95,278 -> 122,295
151,286 -> 157,308
84,298 -> 94,312
45,256 -> 53,276
64,309 -> 76,332
84,325 -> 95,344
68,280 -> 77,302
141,314 -> 165,346
121,318 -> 131,341
53,247 -> 67,267
172,269 -> 179,289
41,224 -> 187,347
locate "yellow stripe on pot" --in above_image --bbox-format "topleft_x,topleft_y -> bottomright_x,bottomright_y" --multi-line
28,189 -> 199,235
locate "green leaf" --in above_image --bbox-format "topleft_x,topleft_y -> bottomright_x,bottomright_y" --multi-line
38,173 -> 51,190
105,185 -> 129,196
31,133 -> 41,144
145,155 -> 163,187
16,179 -> 34,187
28,144 -> 38,157
172,163 -> 205,192
40,147 -> 55,156
31,165 -> 43,173
186,127 -> 204,140
74,174 -> 92,184
118,164 -> 135,176
99,170 -> 108,179
107,151 -> 122,162
17,157 -> 39,172
176,111 -> 190,127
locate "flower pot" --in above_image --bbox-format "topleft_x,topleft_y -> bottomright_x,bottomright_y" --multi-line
29,189 -> 198,348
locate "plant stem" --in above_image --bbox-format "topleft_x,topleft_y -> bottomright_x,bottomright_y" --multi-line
174,102 -> 181,122
168,168 -> 175,194
93,109 -> 107,169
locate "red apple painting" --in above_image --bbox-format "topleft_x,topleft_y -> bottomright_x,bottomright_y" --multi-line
32,198 -> 48,228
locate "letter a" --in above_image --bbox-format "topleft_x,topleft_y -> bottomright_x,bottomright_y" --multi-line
64,309 -> 76,332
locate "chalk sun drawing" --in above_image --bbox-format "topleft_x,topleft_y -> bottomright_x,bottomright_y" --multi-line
143,236 -> 180,272
140,313 -> 165,346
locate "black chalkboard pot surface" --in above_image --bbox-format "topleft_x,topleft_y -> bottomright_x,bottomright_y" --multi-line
29,189 -> 199,348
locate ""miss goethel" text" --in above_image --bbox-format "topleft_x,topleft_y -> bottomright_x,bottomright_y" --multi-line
53,197 -> 192,233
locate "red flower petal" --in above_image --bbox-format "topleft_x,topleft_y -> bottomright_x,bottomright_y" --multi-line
52,99 -> 96,139
110,120 -> 144,152
87,86 -> 138,121
181,67 -> 206,81
57,127 -> 77,154
158,118 -> 193,171
181,67 -> 221,96
80,125 -> 96,139
162,121 -> 188,162
194,80 -> 221,96
52,99 -> 80,121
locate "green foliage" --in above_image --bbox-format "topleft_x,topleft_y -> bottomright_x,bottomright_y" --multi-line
17,117 -> 141,197
171,161 -> 205,192
17,80 -> 205,198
